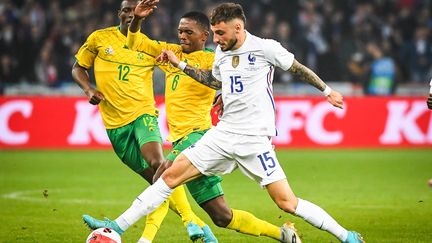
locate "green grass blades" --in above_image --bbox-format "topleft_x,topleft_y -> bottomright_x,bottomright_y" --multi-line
0,149 -> 431,242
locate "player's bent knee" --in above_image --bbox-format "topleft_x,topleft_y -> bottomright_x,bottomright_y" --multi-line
161,175 -> 177,188
210,212 -> 232,228
161,169 -> 181,188
275,199 -> 297,214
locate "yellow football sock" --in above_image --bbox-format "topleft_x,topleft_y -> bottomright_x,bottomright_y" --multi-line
141,200 -> 169,241
168,185 -> 206,227
226,209 -> 281,240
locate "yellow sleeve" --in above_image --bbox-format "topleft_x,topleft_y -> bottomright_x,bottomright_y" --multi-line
205,52 -> 215,69
75,32 -> 98,69
127,29 -> 182,57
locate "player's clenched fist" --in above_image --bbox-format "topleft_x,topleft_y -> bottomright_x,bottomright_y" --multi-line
156,50 -> 180,67
85,87 -> 105,105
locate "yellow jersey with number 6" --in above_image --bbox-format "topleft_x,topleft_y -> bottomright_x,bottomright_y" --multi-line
127,30 -> 216,142
75,26 -> 157,129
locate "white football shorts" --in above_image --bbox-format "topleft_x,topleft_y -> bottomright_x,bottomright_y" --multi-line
182,126 -> 286,187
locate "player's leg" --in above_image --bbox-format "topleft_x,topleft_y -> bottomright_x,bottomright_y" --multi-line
188,176 -> 284,242
139,200 -> 169,243
112,154 -> 202,232
82,128 -> 226,235
243,132 -> 362,243
133,114 -> 205,241
105,119 -> 170,241
266,179 -> 364,243
134,114 -> 165,171
83,153 -> 203,235
198,195 -> 284,241
187,167 -> 282,240
166,130 -> 219,242
167,185 -> 206,241
179,129 -> 285,242
229,133 -> 302,242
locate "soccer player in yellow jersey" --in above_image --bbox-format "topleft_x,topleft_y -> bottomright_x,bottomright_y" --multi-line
96,0 -> 298,242
71,1 -> 215,242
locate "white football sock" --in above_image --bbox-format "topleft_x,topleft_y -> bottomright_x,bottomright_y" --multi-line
137,237 -> 152,243
115,178 -> 174,231
295,198 -> 348,241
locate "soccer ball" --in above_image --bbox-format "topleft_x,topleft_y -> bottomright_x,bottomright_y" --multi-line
86,228 -> 122,243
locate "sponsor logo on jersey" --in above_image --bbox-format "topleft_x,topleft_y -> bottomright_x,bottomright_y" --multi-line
104,46 -> 114,55
137,52 -> 144,60
266,170 -> 276,176
232,55 -> 240,68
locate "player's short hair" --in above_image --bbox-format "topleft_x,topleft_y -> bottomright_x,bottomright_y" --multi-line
210,3 -> 246,25
181,11 -> 210,32
120,0 -> 138,9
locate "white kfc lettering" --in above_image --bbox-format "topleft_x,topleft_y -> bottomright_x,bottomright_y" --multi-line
0,100 -> 32,144
306,102 -> 346,144
274,101 -> 344,144
67,101 -> 110,144
380,101 -> 430,144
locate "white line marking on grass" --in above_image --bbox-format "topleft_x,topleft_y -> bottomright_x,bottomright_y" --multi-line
1,189 -> 128,205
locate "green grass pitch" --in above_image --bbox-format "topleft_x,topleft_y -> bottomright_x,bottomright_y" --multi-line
1,149 -> 431,242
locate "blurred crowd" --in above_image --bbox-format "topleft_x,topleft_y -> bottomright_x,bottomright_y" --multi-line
1,0 -> 431,95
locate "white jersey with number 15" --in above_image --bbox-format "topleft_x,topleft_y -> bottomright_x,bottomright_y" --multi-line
212,31 -> 295,136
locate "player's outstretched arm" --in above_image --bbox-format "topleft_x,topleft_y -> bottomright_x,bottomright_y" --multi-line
129,0 -> 159,33
157,50 -> 222,90
128,0 -> 167,57
289,59 -> 343,109
182,65 -> 222,90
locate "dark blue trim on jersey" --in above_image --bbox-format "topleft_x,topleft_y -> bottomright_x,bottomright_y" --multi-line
266,88 -> 276,112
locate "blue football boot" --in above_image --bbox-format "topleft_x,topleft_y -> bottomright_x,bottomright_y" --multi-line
343,231 -> 365,243
82,214 -> 124,236
186,221 -> 205,241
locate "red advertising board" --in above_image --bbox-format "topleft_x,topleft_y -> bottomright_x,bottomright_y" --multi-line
0,96 -> 431,149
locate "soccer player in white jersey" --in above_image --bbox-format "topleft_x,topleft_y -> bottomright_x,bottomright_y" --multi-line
83,2 -> 364,243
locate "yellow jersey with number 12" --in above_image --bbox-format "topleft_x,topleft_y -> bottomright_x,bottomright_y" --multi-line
75,26 -> 157,129
127,30 -> 216,142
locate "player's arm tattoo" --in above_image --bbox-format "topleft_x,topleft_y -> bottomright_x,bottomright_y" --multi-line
183,65 -> 222,90
288,59 -> 326,91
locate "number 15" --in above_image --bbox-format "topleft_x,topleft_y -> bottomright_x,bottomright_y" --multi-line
230,75 -> 243,93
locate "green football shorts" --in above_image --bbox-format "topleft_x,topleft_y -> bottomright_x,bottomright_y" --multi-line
106,114 -> 162,173
167,130 -> 224,205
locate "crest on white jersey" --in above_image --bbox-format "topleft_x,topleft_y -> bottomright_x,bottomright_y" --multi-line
232,55 -> 240,68
248,53 -> 256,65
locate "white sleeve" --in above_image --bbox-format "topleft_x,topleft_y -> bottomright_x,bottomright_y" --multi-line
262,39 -> 294,71
212,62 -> 221,81
212,48 -> 222,80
